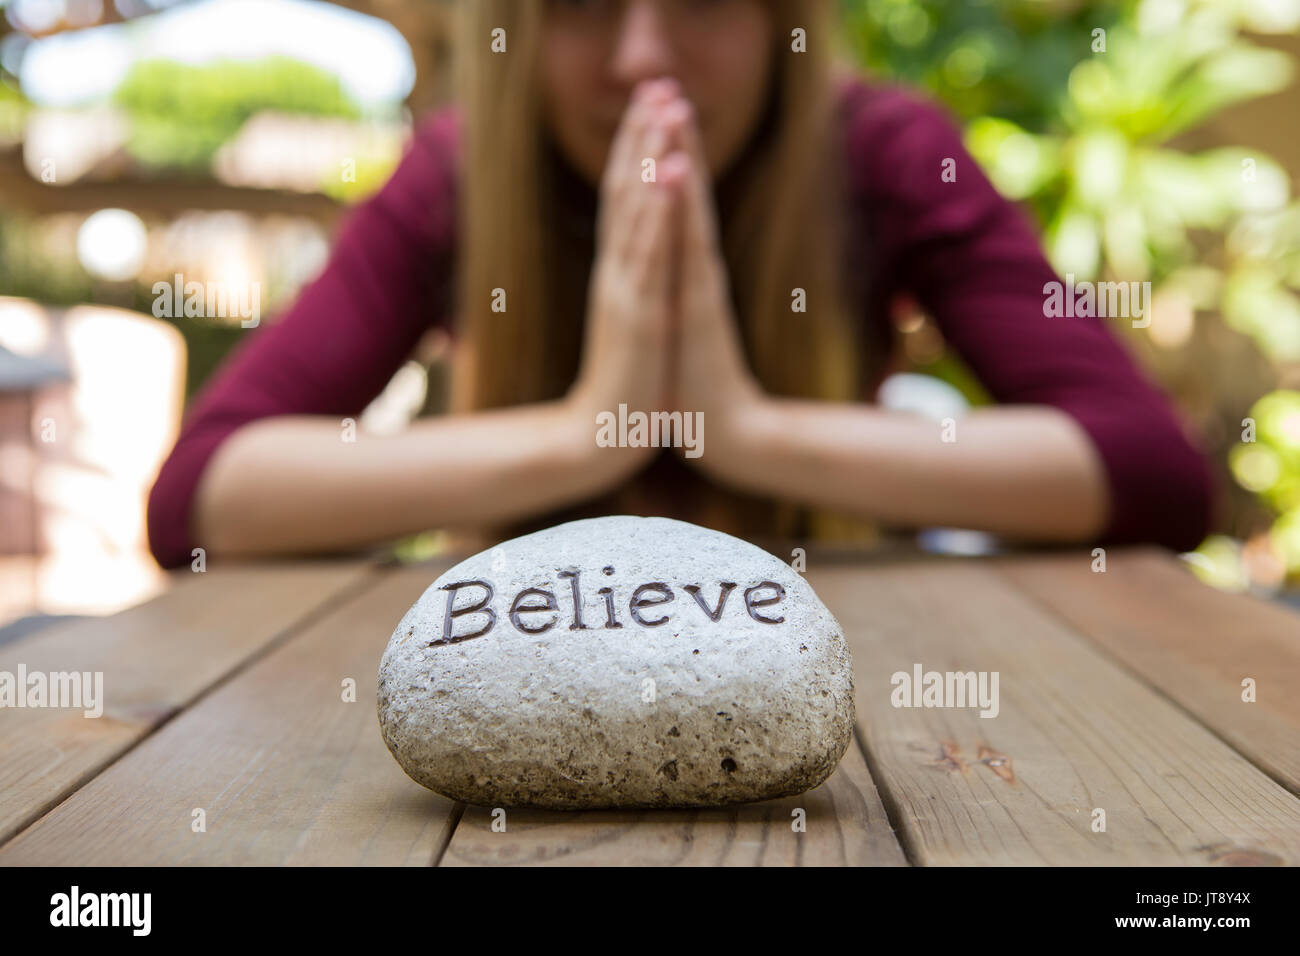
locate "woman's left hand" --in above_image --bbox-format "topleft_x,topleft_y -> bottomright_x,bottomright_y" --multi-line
659,99 -> 766,469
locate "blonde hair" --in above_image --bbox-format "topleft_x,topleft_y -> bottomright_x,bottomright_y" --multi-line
450,0 -> 871,542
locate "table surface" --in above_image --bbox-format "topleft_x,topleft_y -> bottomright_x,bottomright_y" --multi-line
1,545 -> 1297,866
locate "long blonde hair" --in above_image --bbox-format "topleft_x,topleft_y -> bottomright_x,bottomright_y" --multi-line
450,0 -> 870,542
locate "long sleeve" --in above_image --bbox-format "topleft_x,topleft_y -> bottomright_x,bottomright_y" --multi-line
146,110 -> 460,569
842,82 -> 1215,551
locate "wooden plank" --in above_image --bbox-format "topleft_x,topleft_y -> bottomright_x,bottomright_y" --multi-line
0,561 -> 459,865
0,151 -> 343,224
998,548 -> 1300,795
808,560 -> 1300,866
0,557 -> 375,847
441,729 -> 906,867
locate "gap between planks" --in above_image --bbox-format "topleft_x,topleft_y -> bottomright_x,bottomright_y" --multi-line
807,558 -> 1300,866
0,557 -> 381,851
995,548 -> 1300,798
0,561 -> 460,865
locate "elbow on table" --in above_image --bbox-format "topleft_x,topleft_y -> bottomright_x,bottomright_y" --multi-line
146,442 -> 229,571
146,474 -> 194,570
1097,430 -> 1217,555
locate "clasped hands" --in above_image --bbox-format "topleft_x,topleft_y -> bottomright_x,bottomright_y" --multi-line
567,77 -> 766,479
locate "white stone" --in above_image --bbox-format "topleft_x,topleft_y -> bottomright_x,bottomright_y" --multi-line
377,515 -> 854,808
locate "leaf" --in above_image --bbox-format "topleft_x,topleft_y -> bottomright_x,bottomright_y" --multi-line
1158,45 -> 1294,138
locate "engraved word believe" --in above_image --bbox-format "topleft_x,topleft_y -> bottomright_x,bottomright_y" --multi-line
429,566 -> 786,647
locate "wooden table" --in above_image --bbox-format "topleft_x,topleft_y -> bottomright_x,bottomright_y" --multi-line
1,546 -> 1297,866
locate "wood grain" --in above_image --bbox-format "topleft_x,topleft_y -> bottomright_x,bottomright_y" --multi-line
0,558 -> 374,847
440,729 -> 906,866
999,548 -> 1300,795
10,547 -> 1298,867
809,559 -> 1300,866
0,561 -> 455,865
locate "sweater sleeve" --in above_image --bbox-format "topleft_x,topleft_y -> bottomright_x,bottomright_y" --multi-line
146,110 -> 460,569
842,83 -> 1215,551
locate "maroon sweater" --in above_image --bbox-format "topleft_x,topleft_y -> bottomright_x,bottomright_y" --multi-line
147,79 -> 1214,569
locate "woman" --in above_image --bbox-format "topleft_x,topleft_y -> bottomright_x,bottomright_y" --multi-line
147,0 -> 1214,569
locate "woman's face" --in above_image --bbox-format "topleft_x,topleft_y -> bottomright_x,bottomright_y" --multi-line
540,0 -> 775,184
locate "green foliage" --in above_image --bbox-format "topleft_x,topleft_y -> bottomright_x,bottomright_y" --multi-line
842,0 -> 1300,579
0,216 -> 93,304
1234,390 -> 1300,512
840,0 -> 1127,129
0,78 -> 27,139
320,152 -> 399,203
842,0 -> 1296,288
113,56 -> 361,170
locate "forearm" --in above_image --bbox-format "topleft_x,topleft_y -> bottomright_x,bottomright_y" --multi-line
193,399 -> 630,558
704,399 -> 1110,542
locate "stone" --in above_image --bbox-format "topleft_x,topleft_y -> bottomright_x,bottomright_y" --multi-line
376,515 -> 854,808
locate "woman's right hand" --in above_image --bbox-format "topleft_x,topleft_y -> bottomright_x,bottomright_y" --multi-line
565,78 -> 684,474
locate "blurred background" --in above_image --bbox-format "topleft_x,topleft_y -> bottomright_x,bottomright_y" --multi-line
0,0 -> 1298,633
